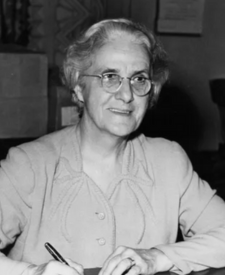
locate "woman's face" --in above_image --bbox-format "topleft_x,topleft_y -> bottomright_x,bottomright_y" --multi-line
77,33 -> 151,138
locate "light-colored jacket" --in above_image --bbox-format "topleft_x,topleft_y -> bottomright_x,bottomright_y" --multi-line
0,126 -> 225,275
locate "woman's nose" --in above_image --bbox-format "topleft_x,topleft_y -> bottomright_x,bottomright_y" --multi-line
114,79 -> 134,103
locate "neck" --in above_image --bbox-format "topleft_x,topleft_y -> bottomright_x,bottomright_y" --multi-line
76,120 -> 128,162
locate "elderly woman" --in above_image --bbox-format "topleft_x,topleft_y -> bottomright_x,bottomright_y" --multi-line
0,18 -> 225,275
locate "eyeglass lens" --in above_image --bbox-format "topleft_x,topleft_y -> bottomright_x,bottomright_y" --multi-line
101,74 -> 151,96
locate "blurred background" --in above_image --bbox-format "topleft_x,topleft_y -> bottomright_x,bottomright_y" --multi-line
0,0 -> 225,197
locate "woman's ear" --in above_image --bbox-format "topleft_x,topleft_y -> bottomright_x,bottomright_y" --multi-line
74,85 -> 84,103
153,82 -> 162,97
148,81 -> 163,109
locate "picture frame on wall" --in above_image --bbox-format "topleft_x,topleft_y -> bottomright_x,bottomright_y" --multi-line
156,0 -> 205,35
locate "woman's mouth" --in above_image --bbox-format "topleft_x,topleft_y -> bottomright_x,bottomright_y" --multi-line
109,108 -> 132,115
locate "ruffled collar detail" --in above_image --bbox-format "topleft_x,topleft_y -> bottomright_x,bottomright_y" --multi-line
54,125 -> 154,188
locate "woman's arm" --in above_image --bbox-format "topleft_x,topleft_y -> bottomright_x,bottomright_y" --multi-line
0,253 -> 84,275
0,253 -> 31,275
0,147 -> 35,274
0,146 -> 84,275
156,190 -> 225,274
154,143 -> 225,274
99,246 -> 174,275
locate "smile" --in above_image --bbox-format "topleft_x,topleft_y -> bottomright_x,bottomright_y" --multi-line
109,108 -> 132,114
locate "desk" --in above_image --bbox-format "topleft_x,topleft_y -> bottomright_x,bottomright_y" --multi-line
84,267 -> 225,275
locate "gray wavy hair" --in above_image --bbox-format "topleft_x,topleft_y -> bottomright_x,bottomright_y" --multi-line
62,18 -> 169,112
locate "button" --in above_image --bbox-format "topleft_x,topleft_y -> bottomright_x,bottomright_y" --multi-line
98,238 -> 106,246
98,212 -> 105,220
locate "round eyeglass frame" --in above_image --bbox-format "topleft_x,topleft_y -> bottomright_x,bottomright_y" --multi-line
81,73 -> 153,97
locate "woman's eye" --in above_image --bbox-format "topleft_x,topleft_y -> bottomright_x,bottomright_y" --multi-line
103,74 -> 118,81
133,76 -> 147,83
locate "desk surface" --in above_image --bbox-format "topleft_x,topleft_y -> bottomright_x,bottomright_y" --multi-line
84,267 -> 225,275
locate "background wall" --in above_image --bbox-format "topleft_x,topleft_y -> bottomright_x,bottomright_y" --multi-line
126,0 -> 225,152
2,0 -> 224,152
27,0 -> 225,152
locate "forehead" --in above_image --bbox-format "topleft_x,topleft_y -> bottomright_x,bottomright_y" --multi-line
89,33 -> 150,73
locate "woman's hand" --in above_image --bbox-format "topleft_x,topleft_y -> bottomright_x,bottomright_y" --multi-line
99,246 -> 174,275
26,259 -> 84,275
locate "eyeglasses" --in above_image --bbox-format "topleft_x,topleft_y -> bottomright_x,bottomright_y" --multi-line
81,73 -> 152,97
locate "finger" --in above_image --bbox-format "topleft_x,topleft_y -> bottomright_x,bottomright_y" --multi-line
101,257 -> 134,275
100,246 -> 127,275
104,246 -> 127,265
126,264 -> 141,275
100,254 -> 120,275
111,258 -> 136,275
43,260 -> 80,275
66,258 -> 84,275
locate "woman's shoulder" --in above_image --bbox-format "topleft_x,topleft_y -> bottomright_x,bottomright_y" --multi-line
135,134 -> 189,167
16,126 -> 77,161
137,134 -> 184,154
134,134 -> 193,188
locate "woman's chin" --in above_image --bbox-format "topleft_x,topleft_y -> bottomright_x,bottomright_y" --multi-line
107,124 -> 137,138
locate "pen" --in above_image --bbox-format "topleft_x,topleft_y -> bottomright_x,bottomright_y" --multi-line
45,242 -> 69,266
